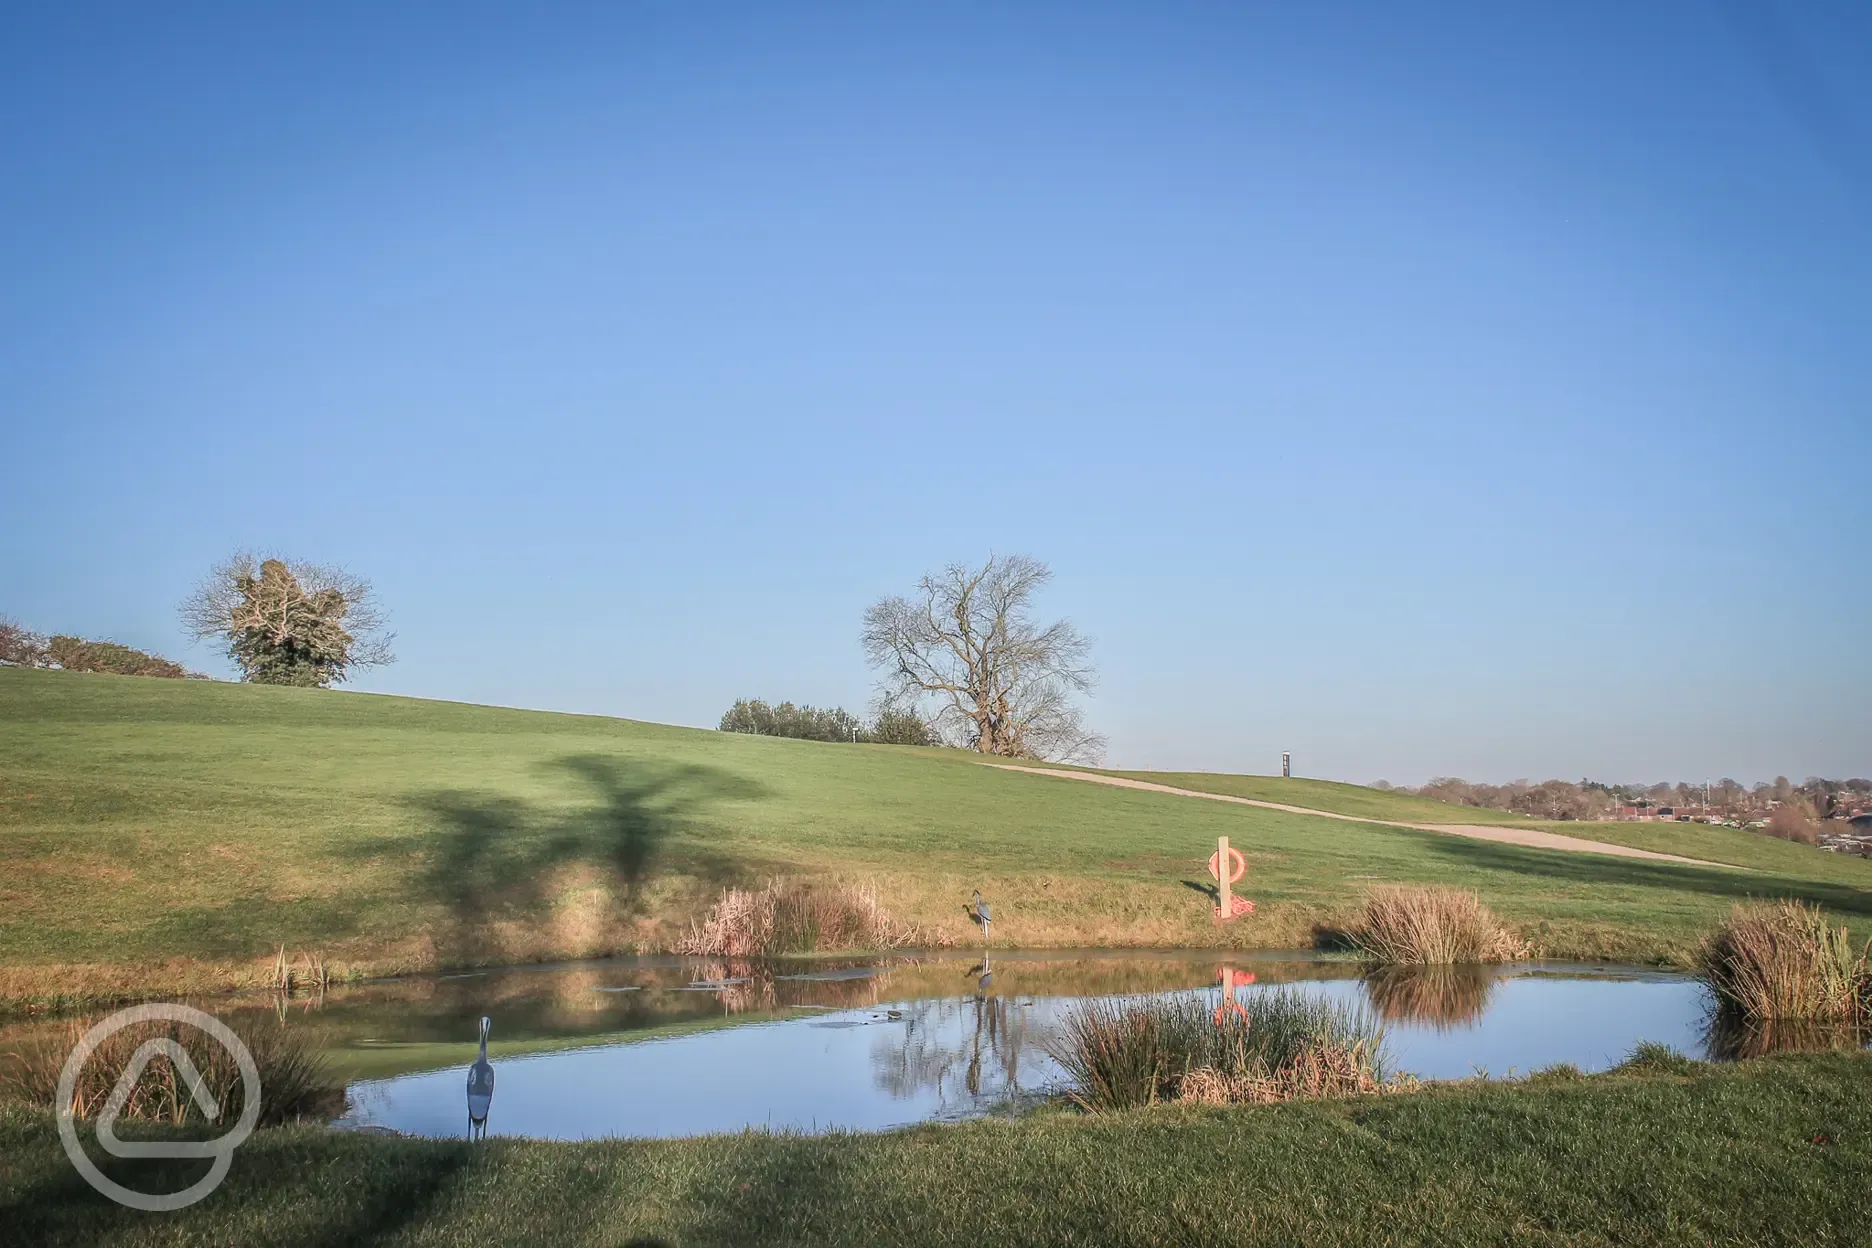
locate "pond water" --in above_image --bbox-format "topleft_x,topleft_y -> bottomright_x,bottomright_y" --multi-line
300,951 -> 1721,1140
11,950 -> 1802,1142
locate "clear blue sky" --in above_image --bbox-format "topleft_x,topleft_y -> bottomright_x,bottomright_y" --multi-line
3,2 -> 1867,785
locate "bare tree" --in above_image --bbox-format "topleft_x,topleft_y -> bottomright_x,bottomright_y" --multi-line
180,553 -> 394,687
862,554 -> 1102,763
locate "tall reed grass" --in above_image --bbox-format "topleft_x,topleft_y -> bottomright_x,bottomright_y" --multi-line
676,878 -> 925,957
1699,901 -> 1871,1023
1,1011 -> 345,1126
1051,988 -> 1396,1110
1349,886 -> 1528,965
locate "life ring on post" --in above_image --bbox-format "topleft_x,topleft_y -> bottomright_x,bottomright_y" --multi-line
1207,846 -> 1247,885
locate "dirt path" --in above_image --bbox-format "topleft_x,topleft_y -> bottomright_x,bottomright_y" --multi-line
992,765 -> 1740,869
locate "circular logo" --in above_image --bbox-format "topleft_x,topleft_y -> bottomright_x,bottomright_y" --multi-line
55,1003 -> 262,1211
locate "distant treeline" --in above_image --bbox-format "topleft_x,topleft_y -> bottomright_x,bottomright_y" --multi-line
0,616 -> 203,679
718,698 -> 937,747
1376,775 -> 1872,823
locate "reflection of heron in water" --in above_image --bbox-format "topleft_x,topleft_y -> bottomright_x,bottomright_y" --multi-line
467,1016 -> 495,1140
966,975 -> 1007,1098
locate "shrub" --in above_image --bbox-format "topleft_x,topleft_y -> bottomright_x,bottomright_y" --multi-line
1051,989 -> 1395,1111
1699,901 -> 1870,1023
2,1011 -> 344,1126
1349,886 -> 1528,965
719,698 -> 864,742
862,707 -> 938,746
0,616 -> 50,667
46,636 -> 188,678
676,878 -> 923,956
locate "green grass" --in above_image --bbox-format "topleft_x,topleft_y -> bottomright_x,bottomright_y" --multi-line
4,666 -> 1872,1006
2,1051 -> 1868,1246
1105,768 -> 1537,824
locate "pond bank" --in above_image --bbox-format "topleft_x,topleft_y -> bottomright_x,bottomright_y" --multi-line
8,1051 -> 1870,1246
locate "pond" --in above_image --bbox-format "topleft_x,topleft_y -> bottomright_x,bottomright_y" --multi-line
14,950 -> 1828,1142
307,950 -> 1719,1140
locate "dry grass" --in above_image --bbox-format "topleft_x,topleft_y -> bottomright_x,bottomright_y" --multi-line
1052,989 -> 1398,1111
676,878 -> 926,957
1699,901 -> 1871,1023
0,1010 -> 345,1126
1348,886 -> 1529,965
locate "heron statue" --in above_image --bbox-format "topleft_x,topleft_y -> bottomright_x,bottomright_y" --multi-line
467,1015 -> 495,1140
971,889 -> 992,944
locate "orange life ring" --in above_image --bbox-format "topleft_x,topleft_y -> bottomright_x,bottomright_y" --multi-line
1207,846 -> 1247,884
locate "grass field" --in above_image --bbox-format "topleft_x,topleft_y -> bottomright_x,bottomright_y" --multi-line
4,1051 -> 1869,1246
5,667 -> 1872,1008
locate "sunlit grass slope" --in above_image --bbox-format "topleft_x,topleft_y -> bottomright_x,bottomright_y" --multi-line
4,667 -> 1870,1005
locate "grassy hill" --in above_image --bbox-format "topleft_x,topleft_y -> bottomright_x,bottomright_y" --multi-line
4,667 -> 1870,1007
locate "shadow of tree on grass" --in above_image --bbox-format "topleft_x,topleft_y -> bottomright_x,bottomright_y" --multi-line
356,754 -> 770,934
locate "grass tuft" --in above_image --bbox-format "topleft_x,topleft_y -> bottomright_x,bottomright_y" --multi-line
0,1011 -> 344,1126
675,877 -> 925,957
1051,988 -> 1396,1110
1348,886 -> 1529,964
1610,1041 -> 1703,1077
1699,901 -> 1872,1023
1527,1062 -> 1585,1082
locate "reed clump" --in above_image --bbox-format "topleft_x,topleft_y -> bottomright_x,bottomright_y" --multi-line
1699,901 -> 1871,1023
1349,886 -> 1529,965
676,878 -> 924,957
2,1011 -> 345,1126
1052,989 -> 1400,1111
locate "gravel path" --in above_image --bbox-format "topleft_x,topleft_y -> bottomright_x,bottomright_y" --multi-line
992,765 -> 1740,869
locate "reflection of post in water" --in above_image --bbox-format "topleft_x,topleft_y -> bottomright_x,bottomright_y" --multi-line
467,1015 -> 495,1140
1214,966 -> 1254,1026
1361,964 -> 1497,1031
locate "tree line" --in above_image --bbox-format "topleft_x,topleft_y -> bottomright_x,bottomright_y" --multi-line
1378,775 -> 1872,829
718,699 -> 938,746
0,619 -> 202,678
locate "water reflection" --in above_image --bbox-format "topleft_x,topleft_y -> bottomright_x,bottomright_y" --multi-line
1704,1012 -> 1870,1061
1363,964 -> 1499,1031
467,1015 -> 494,1140
5,951 -> 1836,1141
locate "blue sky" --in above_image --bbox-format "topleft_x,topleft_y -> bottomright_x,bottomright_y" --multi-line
3,2 -> 1867,784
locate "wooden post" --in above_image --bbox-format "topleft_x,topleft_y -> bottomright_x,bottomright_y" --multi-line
1217,834 -> 1231,917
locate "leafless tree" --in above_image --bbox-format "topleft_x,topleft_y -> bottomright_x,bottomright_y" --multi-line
861,554 -> 1102,763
